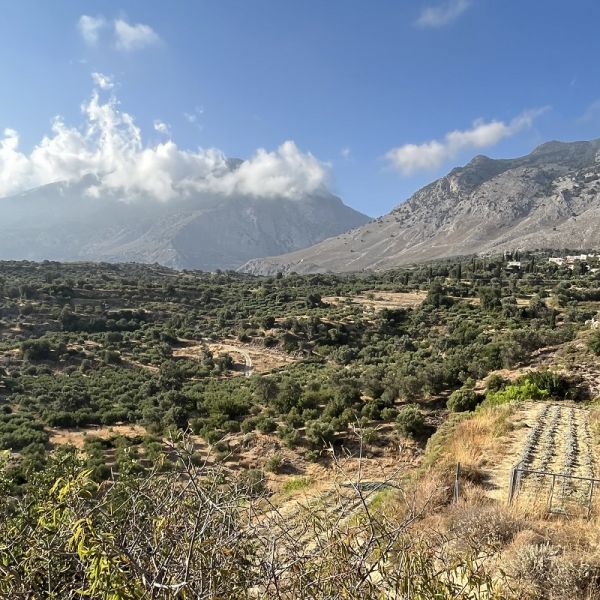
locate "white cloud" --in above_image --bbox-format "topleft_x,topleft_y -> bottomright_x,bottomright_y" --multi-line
577,99 -> 600,123
0,78 -> 330,202
183,106 -> 205,129
91,72 -> 114,90
78,15 -> 106,45
416,0 -> 472,28
153,120 -> 171,136
386,108 -> 548,175
207,141 -> 329,199
114,18 -> 161,52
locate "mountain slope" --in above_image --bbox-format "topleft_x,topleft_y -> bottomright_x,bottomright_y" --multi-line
241,139 -> 600,274
0,176 -> 369,271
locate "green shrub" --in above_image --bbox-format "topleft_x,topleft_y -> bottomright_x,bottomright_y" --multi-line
265,453 -> 284,473
380,407 -> 398,421
447,388 -> 481,412
240,417 -> 258,433
590,331 -> 600,356
304,449 -> 321,462
305,419 -> 336,448
239,469 -> 267,497
484,380 -> 549,407
395,404 -> 426,438
281,477 -> 312,494
277,424 -> 300,448
21,339 -> 52,361
256,416 -> 277,434
486,374 -> 508,392
523,370 -> 576,399
223,419 -> 241,433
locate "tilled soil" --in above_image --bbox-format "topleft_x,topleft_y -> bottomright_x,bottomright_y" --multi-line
488,401 -> 597,514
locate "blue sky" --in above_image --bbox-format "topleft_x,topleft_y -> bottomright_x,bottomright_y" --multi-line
1,0 -> 600,216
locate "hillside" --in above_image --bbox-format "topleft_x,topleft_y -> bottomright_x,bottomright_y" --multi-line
0,174 -> 369,271
242,139 -> 600,275
2,255 -> 600,596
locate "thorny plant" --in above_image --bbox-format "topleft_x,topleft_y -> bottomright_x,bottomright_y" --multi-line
0,432 -> 504,599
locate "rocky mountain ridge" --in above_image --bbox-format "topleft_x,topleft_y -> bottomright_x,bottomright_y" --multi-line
241,139 -> 600,274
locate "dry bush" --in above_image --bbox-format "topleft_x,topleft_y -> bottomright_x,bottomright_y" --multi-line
445,503 -> 526,553
503,542 -> 600,599
590,406 -> 600,446
0,434 -> 508,599
378,472 -> 453,523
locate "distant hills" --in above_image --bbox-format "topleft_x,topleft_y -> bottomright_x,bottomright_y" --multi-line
0,170 -> 369,271
242,139 -> 600,274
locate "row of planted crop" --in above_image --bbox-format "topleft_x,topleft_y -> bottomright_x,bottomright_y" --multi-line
559,407 -> 578,498
520,404 -> 551,470
534,404 -> 562,482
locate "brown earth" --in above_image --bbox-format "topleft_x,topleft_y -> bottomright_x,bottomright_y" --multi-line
322,290 -> 427,313
48,424 -> 147,449
174,339 -> 297,376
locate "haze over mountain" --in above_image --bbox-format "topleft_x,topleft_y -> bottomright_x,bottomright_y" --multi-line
242,138 -> 600,274
0,81 -> 368,271
0,174 -> 369,271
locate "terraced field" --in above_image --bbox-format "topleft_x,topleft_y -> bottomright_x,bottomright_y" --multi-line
513,403 -> 597,514
253,480 -> 397,553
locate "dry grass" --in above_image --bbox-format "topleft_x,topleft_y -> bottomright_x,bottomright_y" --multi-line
48,424 -> 147,449
322,290 -> 427,313
500,536 -> 600,599
424,404 -> 516,476
174,339 -> 297,375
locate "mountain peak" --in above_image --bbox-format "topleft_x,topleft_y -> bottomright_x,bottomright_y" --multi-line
466,154 -> 493,165
241,137 -> 600,275
531,140 -> 567,155
0,179 -> 369,270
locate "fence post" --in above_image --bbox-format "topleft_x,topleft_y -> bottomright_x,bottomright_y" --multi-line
547,474 -> 556,513
508,465 -> 517,505
516,461 -> 523,491
453,463 -> 461,504
588,480 -> 595,519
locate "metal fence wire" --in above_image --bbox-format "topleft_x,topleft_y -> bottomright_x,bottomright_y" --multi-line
508,461 -> 600,517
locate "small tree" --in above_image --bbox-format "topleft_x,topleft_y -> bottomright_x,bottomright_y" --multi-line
395,404 -> 425,438
589,331 -> 600,356
447,387 -> 481,412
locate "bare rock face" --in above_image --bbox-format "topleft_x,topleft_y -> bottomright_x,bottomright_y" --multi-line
0,177 -> 369,271
241,139 -> 600,275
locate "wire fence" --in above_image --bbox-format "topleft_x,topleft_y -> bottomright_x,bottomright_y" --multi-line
508,461 -> 600,517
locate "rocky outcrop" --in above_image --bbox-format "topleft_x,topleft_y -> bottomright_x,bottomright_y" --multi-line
241,139 -> 600,274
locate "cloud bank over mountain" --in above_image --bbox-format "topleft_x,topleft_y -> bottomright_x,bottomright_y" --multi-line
385,108 -> 547,175
0,76 -> 331,203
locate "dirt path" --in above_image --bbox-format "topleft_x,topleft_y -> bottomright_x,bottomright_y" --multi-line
174,339 -> 295,375
236,347 -> 253,377
485,402 -> 541,501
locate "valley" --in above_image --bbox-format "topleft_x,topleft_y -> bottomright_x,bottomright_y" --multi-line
5,3 -> 600,596
1,253 -> 600,597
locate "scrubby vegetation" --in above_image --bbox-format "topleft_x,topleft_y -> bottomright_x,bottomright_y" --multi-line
1,252 -> 600,596
1,252 -> 596,478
